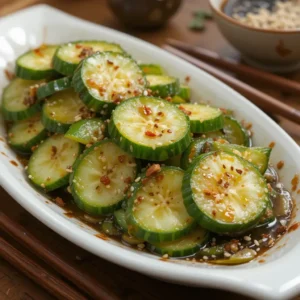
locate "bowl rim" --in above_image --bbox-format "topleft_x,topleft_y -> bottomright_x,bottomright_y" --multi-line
209,0 -> 300,35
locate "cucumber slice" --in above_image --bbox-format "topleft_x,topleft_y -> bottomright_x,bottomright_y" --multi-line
126,167 -> 195,243
148,227 -> 208,257
181,138 -> 213,170
178,103 -> 224,133
146,75 -> 179,98
70,140 -> 137,215
139,64 -> 164,75
223,116 -> 250,146
27,134 -> 81,191
37,77 -> 72,100
73,52 -> 146,112
212,142 -> 271,174
1,79 -> 43,121
182,151 -> 269,234
108,96 -> 191,161
16,45 -> 58,80
42,89 -> 94,133
53,40 -> 124,75
65,118 -> 105,145
178,85 -> 191,101
8,113 -> 47,153
170,95 -> 187,104
114,209 -> 128,232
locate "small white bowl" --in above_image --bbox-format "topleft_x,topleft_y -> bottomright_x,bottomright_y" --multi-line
210,0 -> 300,73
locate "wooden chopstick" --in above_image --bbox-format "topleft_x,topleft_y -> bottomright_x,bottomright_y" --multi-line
163,44 -> 300,124
0,212 -> 119,300
0,0 -> 40,17
167,38 -> 300,96
0,236 -> 87,300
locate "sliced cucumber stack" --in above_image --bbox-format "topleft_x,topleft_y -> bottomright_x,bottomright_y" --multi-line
16,45 -> 58,80
212,142 -> 271,174
178,103 -> 224,133
182,151 -> 269,234
146,75 -> 179,98
53,40 -> 124,75
73,52 -> 146,111
8,113 -> 47,153
37,77 -> 72,100
65,118 -> 105,145
108,96 -> 191,161
70,140 -> 137,215
126,167 -> 195,243
148,227 -> 208,257
42,89 -> 93,133
1,78 -> 43,121
27,134 -> 81,191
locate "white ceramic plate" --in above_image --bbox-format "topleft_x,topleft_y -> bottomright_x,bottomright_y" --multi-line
1,5 -> 300,300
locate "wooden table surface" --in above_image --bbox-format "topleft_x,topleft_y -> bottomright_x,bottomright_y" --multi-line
1,0 -> 300,299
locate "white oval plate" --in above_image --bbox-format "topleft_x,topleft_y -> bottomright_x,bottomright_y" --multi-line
1,5 -> 300,300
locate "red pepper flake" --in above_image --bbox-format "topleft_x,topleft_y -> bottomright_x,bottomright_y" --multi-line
141,177 -> 150,185
154,124 -> 159,129
107,60 -> 113,65
100,175 -> 110,186
149,192 -> 154,196
224,182 -> 230,188
118,155 -> 126,163
51,146 -> 57,158
269,142 -> 275,148
185,75 -> 191,83
217,179 -> 223,185
204,190 -> 211,196
157,112 -> 164,117
277,161 -> 284,170
291,174 -> 299,191
155,174 -> 164,182
4,69 -> 15,81
167,129 -> 172,133
236,169 -> 243,175
114,65 -> 119,71
137,196 -> 144,202
139,105 -> 152,116
75,44 -> 83,49
165,96 -> 172,102
146,164 -> 161,177
55,197 -> 65,207
145,131 -> 156,137
222,164 -> 226,169
78,47 -> 94,59
276,225 -> 287,235
288,222 -> 300,233
178,105 -> 192,116
230,166 -> 234,171
212,209 -> 216,217
124,177 -> 132,184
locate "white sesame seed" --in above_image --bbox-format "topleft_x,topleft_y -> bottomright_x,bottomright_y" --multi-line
254,239 -> 260,246
224,252 -> 231,258
211,255 -> 216,258
135,177 -> 141,182
130,186 -> 134,192
162,254 -> 169,259
262,238 -> 268,242
244,236 -> 251,241
203,256 -> 208,260
28,175 -> 33,179
137,243 -> 145,249
280,219 -> 287,226
256,248 -> 260,252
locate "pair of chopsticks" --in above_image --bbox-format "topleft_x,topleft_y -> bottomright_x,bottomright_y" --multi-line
0,212 -> 119,300
164,39 -> 300,125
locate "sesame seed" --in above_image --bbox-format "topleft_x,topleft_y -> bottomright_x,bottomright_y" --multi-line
28,175 -> 33,179
162,254 -> 169,259
135,177 -> 141,182
137,243 -> 145,249
256,248 -> 260,252
211,255 -> 216,258
244,236 -> 251,241
224,252 -> 231,257
254,239 -> 259,246
130,186 -> 134,192
280,219 -> 287,226
203,256 -> 208,260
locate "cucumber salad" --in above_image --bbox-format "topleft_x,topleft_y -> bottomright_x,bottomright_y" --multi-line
2,41 -> 293,265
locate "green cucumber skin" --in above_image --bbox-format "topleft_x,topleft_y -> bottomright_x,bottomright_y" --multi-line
147,231 -> 209,257
114,209 -> 128,232
16,65 -> 57,80
108,97 -> 191,161
180,138 -> 212,170
41,106 -> 70,134
2,103 -> 41,121
9,129 -> 48,154
126,167 -> 196,243
53,40 -> 125,76
178,85 -> 191,101
190,114 -> 224,134
182,151 -> 268,234
148,77 -> 180,98
37,77 -> 72,100
70,140 -> 136,216
212,142 -> 271,174
72,60 -> 116,113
